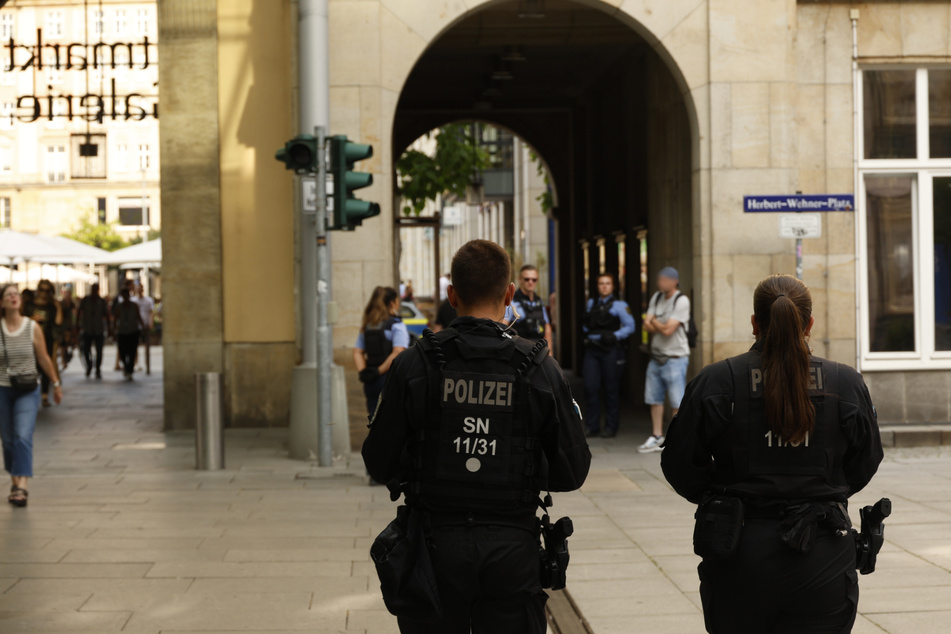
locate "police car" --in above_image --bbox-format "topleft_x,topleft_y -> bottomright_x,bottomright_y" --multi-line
399,301 -> 430,338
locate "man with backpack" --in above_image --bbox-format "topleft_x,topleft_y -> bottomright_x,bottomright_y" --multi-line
640,267 -> 692,453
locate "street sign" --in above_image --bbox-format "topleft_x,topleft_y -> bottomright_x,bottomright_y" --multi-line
744,194 -> 853,212
779,213 -> 821,239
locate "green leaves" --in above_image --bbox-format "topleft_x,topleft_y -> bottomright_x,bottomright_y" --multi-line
61,212 -> 130,252
395,123 -> 491,216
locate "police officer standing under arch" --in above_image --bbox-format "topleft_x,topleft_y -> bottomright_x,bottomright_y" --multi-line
506,264 -> 552,346
582,273 -> 636,438
353,286 -> 409,417
363,239 -> 591,634
662,274 -> 884,633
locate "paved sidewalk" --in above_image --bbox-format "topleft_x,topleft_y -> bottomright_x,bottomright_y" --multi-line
0,348 -> 949,633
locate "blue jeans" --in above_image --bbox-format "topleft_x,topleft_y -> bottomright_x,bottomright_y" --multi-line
583,345 -> 625,432
0,385 -> 40,477
644,357 -> 689,409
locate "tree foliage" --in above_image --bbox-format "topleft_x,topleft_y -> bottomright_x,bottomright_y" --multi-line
61,212 -> 130,252
396,123 -> 492,216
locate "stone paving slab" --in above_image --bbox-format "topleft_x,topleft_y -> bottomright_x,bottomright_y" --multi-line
0,347 -> 948,633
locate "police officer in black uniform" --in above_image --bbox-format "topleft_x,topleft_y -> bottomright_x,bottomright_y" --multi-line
363,239 -> 591,634
661,274 -> 883,633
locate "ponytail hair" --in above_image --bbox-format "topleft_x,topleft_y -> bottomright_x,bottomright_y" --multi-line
753,275 -> 814,444
361,286 -> 399,332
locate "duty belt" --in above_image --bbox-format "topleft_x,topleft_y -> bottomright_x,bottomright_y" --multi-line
428,512 -> 538,533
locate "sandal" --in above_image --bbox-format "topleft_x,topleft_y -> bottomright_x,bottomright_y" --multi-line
8,487 -> 28,507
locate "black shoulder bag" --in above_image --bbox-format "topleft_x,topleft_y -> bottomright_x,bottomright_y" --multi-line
370,505 -> 442,623
1,322 -> 39,395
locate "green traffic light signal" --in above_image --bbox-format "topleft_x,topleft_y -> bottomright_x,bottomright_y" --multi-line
275,135 -> 318,174
330,135 -> 381,231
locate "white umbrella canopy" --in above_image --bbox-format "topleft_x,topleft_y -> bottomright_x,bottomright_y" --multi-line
11,264 -> 97,284
31,234 -> 110,264
0,229 -> 76,262
96,238 -> 162,266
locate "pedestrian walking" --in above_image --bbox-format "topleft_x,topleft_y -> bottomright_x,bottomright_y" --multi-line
132,284 -> 154,372
639,266 -> 690,453
111,279 -> 135,372
30,280 -> 63,408
77,284 -> 109,379
114,288 -> 144,381
582,273 -> 635,438
0,284 -> 62,507
507,264 -> 552,345
353,286 -> 409,416
59,287 -> 77,370
661,274 -> 884,633
438,272 -> 450,302
363,239 -> 590,633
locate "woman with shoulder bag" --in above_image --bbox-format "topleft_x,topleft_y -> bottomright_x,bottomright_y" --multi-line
0,284 -> 63,507
661,275 -> 883,633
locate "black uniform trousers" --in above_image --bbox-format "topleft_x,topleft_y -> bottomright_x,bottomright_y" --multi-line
397,525 -> 548,634
582,345 -> 624,433
699,519 -> 858,634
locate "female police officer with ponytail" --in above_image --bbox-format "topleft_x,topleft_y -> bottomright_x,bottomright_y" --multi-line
353,286 -> 409,417
662,274 -> 883,633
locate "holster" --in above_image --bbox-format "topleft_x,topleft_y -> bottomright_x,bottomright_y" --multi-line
693,495 -> 745,562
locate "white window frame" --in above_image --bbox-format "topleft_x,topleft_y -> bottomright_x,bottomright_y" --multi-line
0,146 -> 12,174
115,143 -> 129,172
0,13 -> 14,40
45,10 -> 64,39
0,198 -> 10,229
858,66 -> 951,370
115,9 -> 127,36
45,145 -> 67,183
0,103 -> 13,128
136,9 -> 149,37
138,143 -> 150,170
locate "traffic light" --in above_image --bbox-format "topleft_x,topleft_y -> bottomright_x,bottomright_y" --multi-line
330,135 -> 380,230
275,135 -> 318,174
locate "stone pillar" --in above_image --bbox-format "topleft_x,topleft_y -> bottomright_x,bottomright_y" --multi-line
158,0 -> 224,430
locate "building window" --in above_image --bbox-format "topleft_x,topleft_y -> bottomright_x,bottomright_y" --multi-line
0,103 -> 13,128
92,9 -> 103,37
1,13 -> 14,40
118,196 -> 148,226
0,146 -> 11,174
97,197 -> 107,225
136,9 -> 149,36
45,10 -> 64,39
138,143 -> 150,170
115,10 -> 127,36
45,145 -> 67,182
115,143 -> 128,171
859,67 -> 951,369
0,198 -> 10,229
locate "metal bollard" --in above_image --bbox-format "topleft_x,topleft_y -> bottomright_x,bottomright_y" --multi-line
195,373 -> 224,470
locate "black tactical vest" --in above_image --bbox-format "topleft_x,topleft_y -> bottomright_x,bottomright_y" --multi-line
364,317 -> 399,368
513,290 -> 546,340
409,328 -> 548,515
585,297 -> 620,334
714,351 -> 848,501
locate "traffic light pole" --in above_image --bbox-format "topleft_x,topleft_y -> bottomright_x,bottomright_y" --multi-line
288,0 -> 332,465
315,125 -> 332,468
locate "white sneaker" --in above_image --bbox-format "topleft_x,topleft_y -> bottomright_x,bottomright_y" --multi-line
638,435 -> 665,453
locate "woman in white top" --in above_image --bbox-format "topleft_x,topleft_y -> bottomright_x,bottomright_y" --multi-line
0,284 -> 62,507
